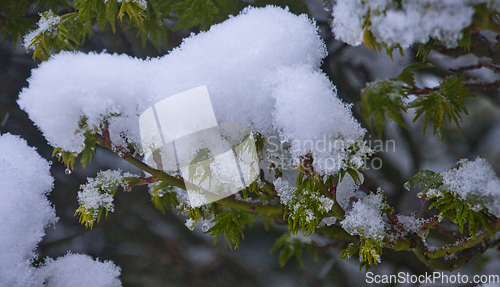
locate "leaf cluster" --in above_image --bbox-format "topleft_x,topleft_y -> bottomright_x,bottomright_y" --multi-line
286,173 -> 334,235
75,171 -> 132,228
340,238 -> 383,271
361,64 -> 474,138
270,232 -> 317,267
207,208 -> 254,249
0,0 -> 71,44
407,169 -> 497,237
410,74 -> 474,137
7,0 -> 312,61
149,180 -> 180,214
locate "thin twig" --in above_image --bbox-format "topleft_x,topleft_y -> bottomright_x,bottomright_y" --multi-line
450,61 -> 500,73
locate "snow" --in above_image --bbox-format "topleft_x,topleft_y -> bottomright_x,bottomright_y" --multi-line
0,133 -> 56,286
77,170 -> 136,225
274,177 -> 295,206
318,216 -> 337,228
37,253 -> 122,287
331,0 -> 500,48
0,134 -> 122,286
441,158 -> 500,217
341,191 -> 387,242
336,173 -> 359,210
23,11 -> 61,49
18,6 -> 367,176
185,218 -> 196,230
396,214 -> 425,236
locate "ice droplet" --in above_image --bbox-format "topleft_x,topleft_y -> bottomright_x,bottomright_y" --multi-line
65,168 -> 72,175
202,221 -> 209,232
403,182 -> 410,191
322,0 -> 332,12
157,189 -> 165,197
56,152 -> 62,157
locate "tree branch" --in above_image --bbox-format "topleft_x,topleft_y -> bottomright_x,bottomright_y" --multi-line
450,60 -> 500,73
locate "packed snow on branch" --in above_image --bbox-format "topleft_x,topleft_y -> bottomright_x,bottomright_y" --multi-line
0,133 -> 122,286
77,169 -> 136,226
441,158 -> 500,217
341,191 -> 387,242
18,6 -> 367,176
331,0 -> 500,47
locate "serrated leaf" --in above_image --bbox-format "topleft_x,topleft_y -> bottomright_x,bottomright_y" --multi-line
406,170 -> 443,192
396,62 -> 433,86
271,232 -> 315,267
340,243 -> 359,260
409,74 -> 474,138
80,130 -> 97,169
361,80 -> 408,138
208,208 -> 254,249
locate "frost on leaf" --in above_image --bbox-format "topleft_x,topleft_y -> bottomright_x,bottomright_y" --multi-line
76,169 -> 137,228
274,176 -> 336,235
23,11 -> 61,50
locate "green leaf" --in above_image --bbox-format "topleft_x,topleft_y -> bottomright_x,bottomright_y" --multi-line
409,74 -> 474,138
416,38 -> 441,61
270,232 -> 316,267
396,63 -> 433,86
52,148 -> 77,170
340,239 -> 383,272
208,208 -> 254,249
358,238 -> 383,271
150,181 -> 179,214
172,0 -> 241,31
360,80 -> 408,138
405,170 -> 444,194
80,130 -> 97,169
340,243 -> 359,260
429,191 -> 495,237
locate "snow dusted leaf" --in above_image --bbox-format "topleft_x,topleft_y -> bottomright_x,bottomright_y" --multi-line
415,158 -> 500,236
76,169 -> 137,228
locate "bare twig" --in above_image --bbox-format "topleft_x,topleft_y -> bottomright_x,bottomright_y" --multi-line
450,61 -> 500,73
